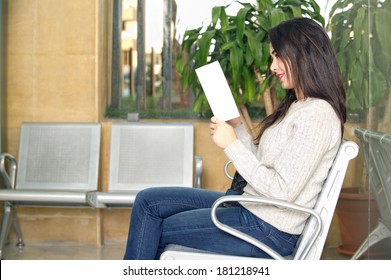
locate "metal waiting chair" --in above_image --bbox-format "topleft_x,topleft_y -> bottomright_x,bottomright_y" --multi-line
160,140 -> 359,260
0,123 -> 101,259
352,128 -> 391,259
86,122 -> 202,208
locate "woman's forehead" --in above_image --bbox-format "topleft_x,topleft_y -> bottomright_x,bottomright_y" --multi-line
269,43 -> 275,54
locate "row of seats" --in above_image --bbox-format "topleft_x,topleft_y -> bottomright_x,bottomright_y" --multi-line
0,122 -> 202,259
1,121 -> 373,260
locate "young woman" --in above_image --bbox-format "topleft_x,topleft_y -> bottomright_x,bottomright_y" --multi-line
123,17 -> 346,260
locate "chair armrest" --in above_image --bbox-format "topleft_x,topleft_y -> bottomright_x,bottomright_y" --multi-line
210,195 -> 322,260
224,160 -> 234,180
86,191 -> 139,208
0,153 -> 17,189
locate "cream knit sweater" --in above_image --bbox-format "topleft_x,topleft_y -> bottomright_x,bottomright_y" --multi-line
224,98 -> 342,235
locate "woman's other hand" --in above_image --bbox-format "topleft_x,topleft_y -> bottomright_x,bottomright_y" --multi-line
210,116 -> 238,149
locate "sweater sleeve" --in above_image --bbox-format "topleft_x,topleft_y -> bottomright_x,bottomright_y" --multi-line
224,101 -> 340,202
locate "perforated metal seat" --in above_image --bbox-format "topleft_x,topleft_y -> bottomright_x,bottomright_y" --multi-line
86,122 -> 202,208
0,123 -> 101,259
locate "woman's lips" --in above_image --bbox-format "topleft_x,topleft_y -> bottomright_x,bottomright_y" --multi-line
277,73 -> 285,81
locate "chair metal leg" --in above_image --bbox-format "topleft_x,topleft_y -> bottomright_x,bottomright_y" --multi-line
0,201 -> 14,259
351,220 -> 391,259
12,213 -> 25,248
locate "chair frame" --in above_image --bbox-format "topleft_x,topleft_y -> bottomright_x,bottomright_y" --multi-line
0,123 -> 101,259
352,128 -> 391,259
161,140 -> 359,260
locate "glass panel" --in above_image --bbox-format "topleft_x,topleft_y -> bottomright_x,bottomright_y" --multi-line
115,0 -> 360,122
0,0 -> 3,153
328,0 -> 391,260
122,0 -> 138,98
112,0 -> 261,119
120,0 -> 333,119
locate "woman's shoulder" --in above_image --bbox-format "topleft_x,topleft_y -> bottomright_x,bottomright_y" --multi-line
292,97 -> 336,114
288,98 -> 340,127
286,98 -> 341,141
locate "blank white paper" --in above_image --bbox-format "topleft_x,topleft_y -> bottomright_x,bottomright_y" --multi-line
195,61 -> 240,121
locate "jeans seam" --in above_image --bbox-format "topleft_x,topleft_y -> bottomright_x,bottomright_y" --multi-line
148,199 -> 210,210
135,208 -> 150,259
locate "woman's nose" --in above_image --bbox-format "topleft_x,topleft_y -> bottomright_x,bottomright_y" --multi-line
270,60 -> 277,73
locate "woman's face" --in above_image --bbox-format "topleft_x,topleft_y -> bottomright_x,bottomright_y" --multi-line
269,43 -> 294,90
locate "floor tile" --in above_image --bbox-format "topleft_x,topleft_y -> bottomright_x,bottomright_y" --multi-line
2,242 -> 390,260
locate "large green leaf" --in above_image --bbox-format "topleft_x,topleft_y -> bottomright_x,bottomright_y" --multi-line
353,6 -> 366,54
196,30 -> 216,66
245,29 -> 263,67
242,66 -> 255,103
229,44 -> 242,95
260,75 -> 271,94
244,44 -> 254,67
329,0 -> 353,19
270,8 -> 288,27
211,6 -> 222,27
236,7 -> 251,43
182,28 -> 201,54
285,5 -> 302,18
255,14 -> 271,31
373,9 -> 391,77
370,70 -> 387,106
260,42 -> 271,73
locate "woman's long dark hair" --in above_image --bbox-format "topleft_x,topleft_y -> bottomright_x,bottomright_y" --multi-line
255,18 -> 346,143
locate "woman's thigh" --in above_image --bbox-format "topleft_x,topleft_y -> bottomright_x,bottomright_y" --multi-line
133,187 -> 224,218
158,205 -> 276,258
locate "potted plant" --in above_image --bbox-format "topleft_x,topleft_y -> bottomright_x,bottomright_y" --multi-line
327,0 -> 391,256
176,0 -> 325,135
329,0 -> 390,133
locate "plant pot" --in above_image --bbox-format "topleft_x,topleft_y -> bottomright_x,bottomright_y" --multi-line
336,187 -> 384,256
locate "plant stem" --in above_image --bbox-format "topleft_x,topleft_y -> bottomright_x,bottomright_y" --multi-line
255,70 -> 274,116
239,104 -> 255,139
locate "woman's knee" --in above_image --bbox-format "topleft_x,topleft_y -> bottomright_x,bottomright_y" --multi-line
134,188 -> 160,206
134,187 -> 177,207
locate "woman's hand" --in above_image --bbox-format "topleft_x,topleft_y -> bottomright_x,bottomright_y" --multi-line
210,116 -> 238,149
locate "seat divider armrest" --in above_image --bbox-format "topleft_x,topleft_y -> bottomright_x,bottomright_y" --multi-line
0,153 -> 17,190
194,156 -> 203,189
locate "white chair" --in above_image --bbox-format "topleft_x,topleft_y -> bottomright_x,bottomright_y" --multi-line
86,122 -> 202,208
160,140 -> 359,260
352,128 -> 391,259
0,123 -> 101,259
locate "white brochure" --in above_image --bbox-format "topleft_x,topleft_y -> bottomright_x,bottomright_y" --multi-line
195,61 -> 240,121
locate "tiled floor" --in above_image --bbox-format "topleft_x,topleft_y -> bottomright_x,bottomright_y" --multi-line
2,242 -> 126,260
1,242 -> 361,260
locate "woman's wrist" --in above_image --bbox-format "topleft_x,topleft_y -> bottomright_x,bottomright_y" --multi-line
227,117 -> 242,128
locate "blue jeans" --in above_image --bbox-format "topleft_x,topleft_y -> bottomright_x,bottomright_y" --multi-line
123,187 -> 299,260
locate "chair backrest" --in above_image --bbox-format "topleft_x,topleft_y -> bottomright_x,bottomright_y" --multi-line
355,128 -> 391,229
108,122 -> 194,191
293,140 -> 359,259
16,123 -> 101,191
